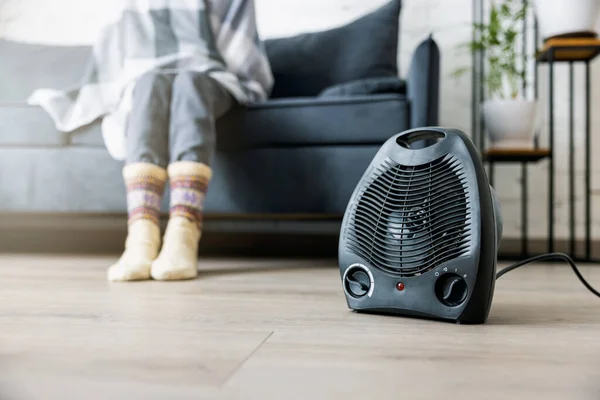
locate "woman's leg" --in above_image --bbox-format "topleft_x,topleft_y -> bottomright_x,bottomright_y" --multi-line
151,71 -> 234,281
108,71 -> 174,281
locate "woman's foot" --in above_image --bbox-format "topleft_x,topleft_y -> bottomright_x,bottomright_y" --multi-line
151,161 -> 211,281
108,162 -> 167,282
151,217 -> 200,281
108,220 -> 161,281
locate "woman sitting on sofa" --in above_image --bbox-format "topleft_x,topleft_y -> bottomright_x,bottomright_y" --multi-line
29,0 -> 273,281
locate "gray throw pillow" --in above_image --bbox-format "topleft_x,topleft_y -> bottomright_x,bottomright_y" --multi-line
318,77 -> 406,97
264,0 -> 402,99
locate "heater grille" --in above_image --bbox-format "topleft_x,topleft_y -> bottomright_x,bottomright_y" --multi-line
345,154 -> 471,276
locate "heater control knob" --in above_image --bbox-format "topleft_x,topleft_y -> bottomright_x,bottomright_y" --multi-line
435,274 -> 468,307
344,266 -> 372,298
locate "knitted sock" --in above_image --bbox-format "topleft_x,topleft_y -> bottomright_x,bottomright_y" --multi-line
151,161 -> 211,281
108,162 -> 167,282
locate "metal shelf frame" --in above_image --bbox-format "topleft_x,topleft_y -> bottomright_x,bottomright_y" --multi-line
471,0 -> 600,261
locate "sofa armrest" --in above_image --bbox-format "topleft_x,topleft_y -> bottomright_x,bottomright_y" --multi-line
406,35 -> 440,128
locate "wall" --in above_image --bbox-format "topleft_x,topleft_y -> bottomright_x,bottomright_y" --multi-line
2,0 -> 599,241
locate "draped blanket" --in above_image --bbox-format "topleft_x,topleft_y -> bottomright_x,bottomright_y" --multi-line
28,0 -> 273,160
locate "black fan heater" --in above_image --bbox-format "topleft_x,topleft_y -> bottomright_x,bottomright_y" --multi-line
338,127 -> 503,324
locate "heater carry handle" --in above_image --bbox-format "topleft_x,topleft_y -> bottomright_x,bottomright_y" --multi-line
395,128 -> 447,150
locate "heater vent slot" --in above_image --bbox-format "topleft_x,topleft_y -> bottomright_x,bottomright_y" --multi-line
345,155 -> 471,277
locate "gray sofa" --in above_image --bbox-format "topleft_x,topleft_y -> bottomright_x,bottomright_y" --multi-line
0,1 -> 440,237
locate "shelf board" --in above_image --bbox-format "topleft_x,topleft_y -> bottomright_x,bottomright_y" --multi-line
537,37 -> 600,62
484,148 -> 551,163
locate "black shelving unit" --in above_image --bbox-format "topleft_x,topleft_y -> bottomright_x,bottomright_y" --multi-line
472,0 -> 600,262
483,148 -> 551,257
536,38 -> 600,261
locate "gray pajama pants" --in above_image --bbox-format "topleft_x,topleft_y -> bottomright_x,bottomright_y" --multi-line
126,71 -> 234,168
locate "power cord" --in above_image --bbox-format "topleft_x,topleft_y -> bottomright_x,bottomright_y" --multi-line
496,252 -> 600,298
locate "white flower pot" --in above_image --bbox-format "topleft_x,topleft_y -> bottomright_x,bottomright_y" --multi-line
482,100 -> 537,148
532,0 -> 600,39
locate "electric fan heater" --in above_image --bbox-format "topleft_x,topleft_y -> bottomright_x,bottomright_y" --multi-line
338,127 -> 503,324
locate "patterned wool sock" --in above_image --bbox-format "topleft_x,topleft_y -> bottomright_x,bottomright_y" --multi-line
108,162 -> 167,282
151,161 -> 211,281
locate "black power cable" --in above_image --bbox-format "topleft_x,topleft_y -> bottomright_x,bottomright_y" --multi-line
496,252 -> 600,298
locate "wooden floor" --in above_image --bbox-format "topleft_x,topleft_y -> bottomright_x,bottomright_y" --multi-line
0,255 -> 598,400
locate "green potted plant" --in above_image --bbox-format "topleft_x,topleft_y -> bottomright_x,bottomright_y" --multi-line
455,0 -> 537,148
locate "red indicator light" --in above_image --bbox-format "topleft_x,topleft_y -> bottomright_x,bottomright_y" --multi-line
396,282 -> 405,291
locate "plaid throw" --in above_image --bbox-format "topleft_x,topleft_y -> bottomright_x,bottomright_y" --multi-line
28,0 -> 273,160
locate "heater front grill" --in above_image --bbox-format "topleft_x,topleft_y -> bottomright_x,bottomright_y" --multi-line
345,154 -> 472,276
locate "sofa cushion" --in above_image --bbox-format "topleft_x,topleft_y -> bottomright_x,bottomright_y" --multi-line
216,94 -> 409,149
0,39 -> 91,103
0,94 -> 408,149
0,147 -> 126,212
0,104 -> 102,147
265,0 -> 402,98
0,105 -> 68,146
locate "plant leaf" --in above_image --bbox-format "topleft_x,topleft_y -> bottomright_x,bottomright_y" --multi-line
451,67 -> 471,79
